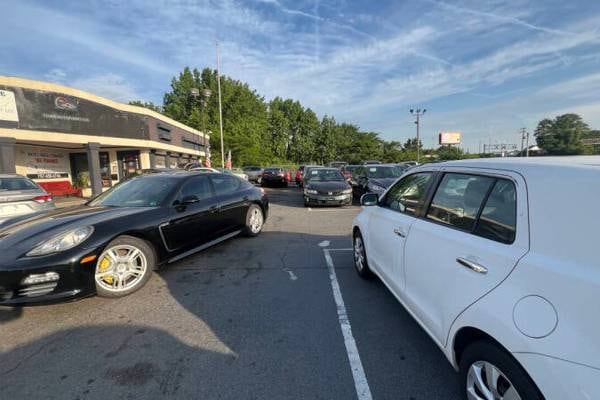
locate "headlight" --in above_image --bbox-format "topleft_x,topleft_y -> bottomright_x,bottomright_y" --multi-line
304,188 -> 318,195
342,188 -> 353,194
27,226 -> 94,256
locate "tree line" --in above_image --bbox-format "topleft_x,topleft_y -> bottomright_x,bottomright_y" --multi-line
131,67 -> 433,166
130,66 -> 599,165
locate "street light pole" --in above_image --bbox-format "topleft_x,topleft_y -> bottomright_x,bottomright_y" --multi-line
216,41 -> 225,169
410,108 -> 426,163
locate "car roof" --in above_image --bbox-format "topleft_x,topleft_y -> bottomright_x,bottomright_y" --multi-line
424,156 -> 600,173
0,174 -> 28,179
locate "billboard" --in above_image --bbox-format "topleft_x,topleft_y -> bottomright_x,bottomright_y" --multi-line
0,85 -> 150,140
439,132 -> 461,145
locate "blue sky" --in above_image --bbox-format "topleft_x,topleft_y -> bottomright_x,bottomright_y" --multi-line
3,0 -> 600,151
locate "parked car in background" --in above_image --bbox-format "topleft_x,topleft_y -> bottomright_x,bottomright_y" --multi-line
261,167 -> 288,187
352,164 -> 406,198
352,157 -> 600,400
243,166 -> 263,183
216,168 -> 248,180
341,164 -> 360,182
303,168 -> 352,207
0,171 -> 268,305
0,175 -> 55,224
328,161 -> 347,169
296,165 -> 321,187
363,160 -> 381,165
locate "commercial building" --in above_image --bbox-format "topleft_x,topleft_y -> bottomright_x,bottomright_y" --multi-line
0,76 -> 209,196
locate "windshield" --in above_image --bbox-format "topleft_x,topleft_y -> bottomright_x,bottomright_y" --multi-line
365,166 -> 405,179
88,176 -> 177,207
306,169 -> 344,182
0,177 -> 39,191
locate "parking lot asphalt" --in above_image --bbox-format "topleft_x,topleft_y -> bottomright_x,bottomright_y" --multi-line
0,186 -> 461,400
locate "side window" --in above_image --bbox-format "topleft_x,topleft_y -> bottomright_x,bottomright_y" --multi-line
211,175 -> 240,196
426,173 -> 495,231
381,173 -> 432,216
180,176 -> 213,201
474,179 -> 517,244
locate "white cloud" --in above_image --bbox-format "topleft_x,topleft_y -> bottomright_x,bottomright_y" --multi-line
71,74 -> 141,103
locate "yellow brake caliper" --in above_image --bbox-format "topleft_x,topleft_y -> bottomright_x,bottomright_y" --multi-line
98,256 -> 114,285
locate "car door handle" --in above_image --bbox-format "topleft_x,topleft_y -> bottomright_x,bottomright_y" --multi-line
456,257 -> 488,274
393,228 -> 406,238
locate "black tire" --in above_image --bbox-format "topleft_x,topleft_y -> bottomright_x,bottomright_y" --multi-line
243,204 -> 264,237
95,235 -> 155,298
459,341 -> 544,400
353,230 -> 372,278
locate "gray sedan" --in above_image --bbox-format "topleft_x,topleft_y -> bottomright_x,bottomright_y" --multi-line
0,174 -> 55,222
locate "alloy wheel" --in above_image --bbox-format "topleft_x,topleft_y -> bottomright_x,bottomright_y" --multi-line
95,244 -> 148,293
249,207 -> 263,234
466,361 -> 522,400
354,236 -> 365,272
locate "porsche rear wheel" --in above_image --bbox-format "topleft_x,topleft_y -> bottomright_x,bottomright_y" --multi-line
94,236 -> 155,298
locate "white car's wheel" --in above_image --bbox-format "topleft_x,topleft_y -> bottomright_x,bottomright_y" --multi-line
95,236 -> 155,298
353,230 -> 372,278
460,341 -> 543,400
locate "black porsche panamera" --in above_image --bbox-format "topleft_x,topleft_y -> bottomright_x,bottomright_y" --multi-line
0,171 -> 268,305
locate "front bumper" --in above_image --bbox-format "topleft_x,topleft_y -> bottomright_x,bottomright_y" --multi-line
305,193 -> 352,206
514,352 -> 600,400
0,248 -> 100,306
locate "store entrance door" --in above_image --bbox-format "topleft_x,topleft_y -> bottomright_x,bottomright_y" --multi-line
117,150 -> 141,180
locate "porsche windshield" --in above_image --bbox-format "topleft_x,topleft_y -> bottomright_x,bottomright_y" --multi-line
89,176 -> 177,207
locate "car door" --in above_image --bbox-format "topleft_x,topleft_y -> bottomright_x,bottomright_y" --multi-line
210,174 -> 249,235
160,175 -> 219,251
367,172 -> 434,291
403,170 -> 529,345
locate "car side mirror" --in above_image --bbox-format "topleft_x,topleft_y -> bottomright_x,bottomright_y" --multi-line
181,195 -> 200,205
360,193 -> 378,206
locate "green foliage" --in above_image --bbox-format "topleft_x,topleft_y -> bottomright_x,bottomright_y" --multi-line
156,66 -> 480,167
436,146 -> 465,160
129,100 -> 162,113
535,113 -> 588,155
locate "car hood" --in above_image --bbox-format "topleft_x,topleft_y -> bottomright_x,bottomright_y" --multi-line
0,205 -> 152,255
306,181 -> 350,192
368,178 -> 398,188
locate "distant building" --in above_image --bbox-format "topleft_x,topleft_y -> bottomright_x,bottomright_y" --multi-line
0,76 -> 209,196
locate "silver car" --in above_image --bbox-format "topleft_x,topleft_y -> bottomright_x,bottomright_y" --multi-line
243,166 -> 264,183
0,174 -> 55,222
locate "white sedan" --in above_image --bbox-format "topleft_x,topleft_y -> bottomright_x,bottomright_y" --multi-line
352,156 -> 599,400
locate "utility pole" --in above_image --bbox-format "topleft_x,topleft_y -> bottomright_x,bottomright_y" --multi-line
216,41 -> 225,169
520,127 -> 530,157
409,108 -> 426,163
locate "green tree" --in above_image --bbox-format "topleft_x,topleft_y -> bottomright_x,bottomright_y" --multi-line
128,100 -> 162,113
535,114 -> 588,155
436,145 -> 464,160
381,141 -> 403,162
404,138 -> 423,151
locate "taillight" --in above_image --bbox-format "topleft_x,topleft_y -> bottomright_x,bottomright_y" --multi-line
277,173 -> 284,177
33,194 -> 53,203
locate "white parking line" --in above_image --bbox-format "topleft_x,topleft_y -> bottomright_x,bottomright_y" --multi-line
323,248 -> 373,400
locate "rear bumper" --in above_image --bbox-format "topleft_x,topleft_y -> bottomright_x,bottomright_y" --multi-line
514,352 -> 600,400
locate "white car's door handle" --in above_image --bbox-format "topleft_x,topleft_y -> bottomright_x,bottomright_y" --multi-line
456,257 -> 488,274
393,228 -> 406,238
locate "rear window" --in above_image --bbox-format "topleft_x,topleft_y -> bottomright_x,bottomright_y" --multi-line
264,168 -> 282,173
211,174 -> 241,195
426,173 -> 517,243
0,177 -> 39,191
474,180 -> 517,244
427,174 -> 495,231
